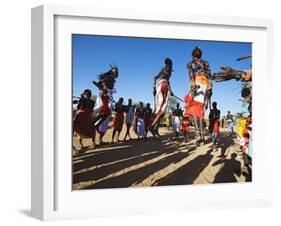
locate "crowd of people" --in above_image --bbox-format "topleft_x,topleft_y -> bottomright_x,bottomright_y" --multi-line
73,90 -> 235,151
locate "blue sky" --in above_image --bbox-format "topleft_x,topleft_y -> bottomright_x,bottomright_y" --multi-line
72,34 -> 251,116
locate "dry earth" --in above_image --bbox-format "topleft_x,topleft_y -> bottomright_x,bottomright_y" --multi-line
72,125 -> 251,190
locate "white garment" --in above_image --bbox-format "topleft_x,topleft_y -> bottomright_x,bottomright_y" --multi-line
172,116 -> 181,132
155,79 -> 170,115
93,88 -> 116,114
125,106 -> 134,124
227,119 -> 233,130
98,115 -> 110,134
136,118 -> 146,138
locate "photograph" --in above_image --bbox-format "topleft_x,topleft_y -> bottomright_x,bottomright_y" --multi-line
71,34 -> 252,190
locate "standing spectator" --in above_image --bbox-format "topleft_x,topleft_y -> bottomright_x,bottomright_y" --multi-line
123,98 -> 135,141
134,102 -> 146,139
111,97 -> 126,143
226,111 -> 234,135
172,103 -> 183,141
144,103 -> 153,139
209,102 -> 221,148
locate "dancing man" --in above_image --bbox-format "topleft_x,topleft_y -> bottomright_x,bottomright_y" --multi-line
73,89 -> 96,151
149,58 -> 174,140
185,46 -> 212,145
92,65 -> 119,147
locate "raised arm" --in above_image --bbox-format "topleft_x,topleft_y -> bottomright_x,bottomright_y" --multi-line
187,62 -> 195,85
203,60 -> 212,79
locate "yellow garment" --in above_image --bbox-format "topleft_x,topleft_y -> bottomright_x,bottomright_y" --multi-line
236,117 -> 247,137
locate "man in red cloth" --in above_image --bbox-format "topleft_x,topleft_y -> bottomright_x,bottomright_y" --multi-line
185,46 -> 212,145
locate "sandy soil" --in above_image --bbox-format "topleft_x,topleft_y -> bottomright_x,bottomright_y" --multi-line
72,125 -> 252,190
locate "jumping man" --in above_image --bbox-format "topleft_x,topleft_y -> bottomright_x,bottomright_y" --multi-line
185,46 -> 212,145
149,58 -> 173,139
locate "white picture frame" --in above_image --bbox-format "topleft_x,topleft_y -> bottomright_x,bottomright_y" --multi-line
31,4 -> 274,221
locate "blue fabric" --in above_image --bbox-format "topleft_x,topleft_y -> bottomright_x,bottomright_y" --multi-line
247,138 -> 253,158
242,102 -> 250,117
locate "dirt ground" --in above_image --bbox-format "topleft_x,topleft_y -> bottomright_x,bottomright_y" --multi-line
72,125 -> 252,190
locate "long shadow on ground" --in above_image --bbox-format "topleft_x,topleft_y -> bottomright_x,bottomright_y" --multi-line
84,146 -> 197,189
218,133 -> 234,157
154,149 -> 214,186
73,134 -> 195,186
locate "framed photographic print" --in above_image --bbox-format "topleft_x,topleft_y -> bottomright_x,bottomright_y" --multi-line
31,4 -> 274,221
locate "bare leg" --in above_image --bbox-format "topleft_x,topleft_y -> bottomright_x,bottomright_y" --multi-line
184,134 -> 189,143
151,90 -> 167,128
150,89 -> 167,139
211,132 -> 218,148
152,121 -> 161,141
123,131 -> 127,141
150,112 -> 163,128
117,130 -> 121,142
124,123 -> 131,141
78,138 -> 83,150
209,121 -> 214,135
149,119 -> 158,139
193,116 -> 200,140
243,152 -> 249,166
91,137 -> 96,149
199,118 -> 205,144
99,133 -> 103,145
145,128 -> 149,141
111,129 -> 116,143
175,131 -> 179,141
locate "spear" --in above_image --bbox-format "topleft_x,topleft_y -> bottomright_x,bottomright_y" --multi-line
171,93 -> 184,103
237,54 -> 252,61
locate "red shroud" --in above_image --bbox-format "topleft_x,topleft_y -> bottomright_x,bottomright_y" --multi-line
213,120 -> 219,135
100,90 -> 111,115
73,108 -> 95,138
112,112 -> 124,132
182,117 -> 189,135
144,117 -> 150,129
184,93 -> 204,119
